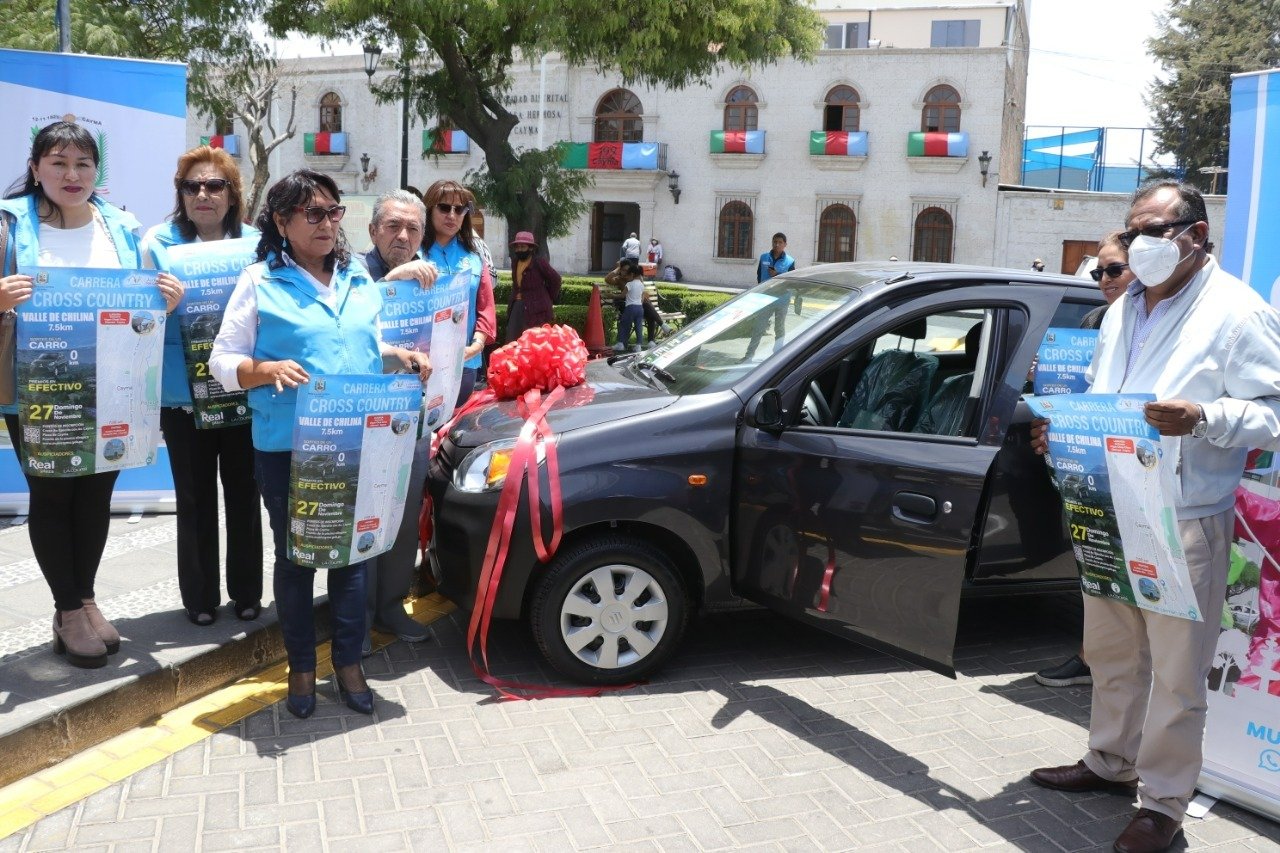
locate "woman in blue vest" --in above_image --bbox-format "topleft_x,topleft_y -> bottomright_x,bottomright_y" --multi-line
143,145 -> 263,628
0,121 -> 183,668
209,170 -> 429,718
421,180 -> 491,403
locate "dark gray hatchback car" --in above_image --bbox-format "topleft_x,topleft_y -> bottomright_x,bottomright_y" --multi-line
427,262 -> 1104,684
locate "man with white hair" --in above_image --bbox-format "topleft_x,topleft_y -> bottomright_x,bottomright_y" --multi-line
621,231 -> 640,262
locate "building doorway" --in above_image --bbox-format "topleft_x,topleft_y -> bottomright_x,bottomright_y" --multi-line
1060,239 -> 1098,275
590,201 -> 640,271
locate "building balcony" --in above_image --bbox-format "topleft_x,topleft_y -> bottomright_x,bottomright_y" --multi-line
809,131 -> 868,170
906,131 -> 969,174
559,142 -> 667,171
424,129 -> 470,154
709,131 -> 765,168
200,134 -> 240,156
303,132 -> 350,171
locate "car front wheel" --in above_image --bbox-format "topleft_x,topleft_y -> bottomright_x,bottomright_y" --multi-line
530,535 -> 689,685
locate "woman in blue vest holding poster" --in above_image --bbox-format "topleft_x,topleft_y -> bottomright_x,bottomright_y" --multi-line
209,170 -> 429,719
143,145 -> 263,629
0,121 -> 183,669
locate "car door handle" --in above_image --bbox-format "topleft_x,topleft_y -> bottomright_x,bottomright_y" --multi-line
893,491 -> 937,523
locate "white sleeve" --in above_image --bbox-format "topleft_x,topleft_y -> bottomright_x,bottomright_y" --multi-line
209,268 -> 259,392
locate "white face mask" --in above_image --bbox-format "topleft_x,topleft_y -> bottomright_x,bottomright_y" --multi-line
1126,223 -> 1193,288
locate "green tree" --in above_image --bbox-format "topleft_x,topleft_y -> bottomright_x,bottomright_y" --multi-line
1146,0 -> 1280,193
265,0 -> 824,246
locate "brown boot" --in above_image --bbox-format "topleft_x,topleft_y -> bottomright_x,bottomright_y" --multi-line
53,608 -> 108,668
80,598 -> 120,654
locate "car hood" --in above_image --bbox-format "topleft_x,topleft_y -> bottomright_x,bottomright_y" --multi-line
446,359 -> 676,447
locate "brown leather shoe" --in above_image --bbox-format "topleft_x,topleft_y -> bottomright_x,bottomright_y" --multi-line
52,608 -> 108,669
1113,808 -> 1182,852
80,598 -> 120,654
1030,760 -> 1138,795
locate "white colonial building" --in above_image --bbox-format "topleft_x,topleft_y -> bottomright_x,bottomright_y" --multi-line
191,0 -> 1226,283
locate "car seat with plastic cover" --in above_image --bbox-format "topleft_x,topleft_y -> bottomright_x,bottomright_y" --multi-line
837,318 -> 938,431
916,321 -> 983,436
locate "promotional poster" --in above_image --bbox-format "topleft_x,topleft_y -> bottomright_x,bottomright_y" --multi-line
164,238 -> 256,429
287,375 -> 422,570
377,271 -> 469,431
1026,392 -> 1200,621
16,268 -> 165,477
1033,327 -> 1098,395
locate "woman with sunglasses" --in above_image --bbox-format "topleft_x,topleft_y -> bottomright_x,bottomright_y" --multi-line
0,121 -> 183,668
210,170 -> 430,718
1033,229 -> 1133,690
422,180 -> 495,404
142,146 -> 263,628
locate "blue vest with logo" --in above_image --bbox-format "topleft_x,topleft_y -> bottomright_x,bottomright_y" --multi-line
246,254 -> 383,452
425,238 -> 483,369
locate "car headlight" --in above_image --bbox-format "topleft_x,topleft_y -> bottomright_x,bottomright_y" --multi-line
452,438 -> 548,493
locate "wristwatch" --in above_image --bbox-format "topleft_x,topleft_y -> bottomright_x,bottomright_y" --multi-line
1191,405 -> 1208,439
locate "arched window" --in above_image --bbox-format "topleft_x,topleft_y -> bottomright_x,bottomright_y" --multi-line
921,85 -> 960,133
818,204 -> 857,262
717,201 -> 754,259
213,114 -> 234,136
823,86 -> 860,133
320,92 -> 343,133
594,89 -> 643,143
913,207 -> 954,263
723,86 -> 758,132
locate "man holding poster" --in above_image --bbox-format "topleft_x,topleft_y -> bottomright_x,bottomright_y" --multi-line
1030,181 -> 1280,853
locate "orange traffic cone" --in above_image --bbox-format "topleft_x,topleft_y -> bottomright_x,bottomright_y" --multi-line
584,283 -> 611,359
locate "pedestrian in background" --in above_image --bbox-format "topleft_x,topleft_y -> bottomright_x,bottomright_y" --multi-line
0,121 -> 183,668
647,237 -> 663,266
1032,258 -> 1046,272
621,231 -> 640,262
142,145 -> 263,628
505,230 -> 561,342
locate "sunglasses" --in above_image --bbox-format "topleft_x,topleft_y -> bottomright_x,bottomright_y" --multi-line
434,202 -> 471,217
1090,262 -> 1129,282
293,204 -> 346,225
1117,219 -> 1195,249
179,178 -> 229,196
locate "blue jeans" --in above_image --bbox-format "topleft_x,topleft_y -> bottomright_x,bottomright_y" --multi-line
255,450 -> 367,672
618,304 -> 644,347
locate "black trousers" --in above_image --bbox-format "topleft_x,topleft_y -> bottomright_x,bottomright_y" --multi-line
160,407 -> 263,613
5,413 -> 118,612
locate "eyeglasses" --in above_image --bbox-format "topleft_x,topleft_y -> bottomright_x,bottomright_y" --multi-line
1118,219 -> 1196,248
1090,262 -> 1130,282
293,204 -> 346,225
433,202 -> 471,217
179,178 -> 229,196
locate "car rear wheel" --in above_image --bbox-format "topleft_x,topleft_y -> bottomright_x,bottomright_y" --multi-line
530,535 -> 689,685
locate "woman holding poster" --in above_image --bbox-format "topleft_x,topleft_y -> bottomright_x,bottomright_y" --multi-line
142,145 -> 263,628
209,170 -> 429,719
0,121 -> 183,669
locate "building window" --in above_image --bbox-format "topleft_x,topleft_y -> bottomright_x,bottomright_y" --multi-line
825,22 -> 868,49
723,86 -> 759,132
913,207 -> 954,263
717,200 -> 754,259
824,86 -> 860,132
594,89 -> 644,143
319,92 -> 343,133
930,20 -> 980,47
818,204 -> 857,262
921,85 -> 961,133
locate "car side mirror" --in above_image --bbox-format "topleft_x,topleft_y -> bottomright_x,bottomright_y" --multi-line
747,388 -> 785,432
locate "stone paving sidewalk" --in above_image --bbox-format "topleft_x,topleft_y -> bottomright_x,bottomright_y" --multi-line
4,592 -> 1279,851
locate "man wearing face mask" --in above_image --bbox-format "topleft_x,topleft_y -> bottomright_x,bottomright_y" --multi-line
1029,181 -> 1280,853
505,231 -> 562,342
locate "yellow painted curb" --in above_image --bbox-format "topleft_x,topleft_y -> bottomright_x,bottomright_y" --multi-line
0,592 -> 454,840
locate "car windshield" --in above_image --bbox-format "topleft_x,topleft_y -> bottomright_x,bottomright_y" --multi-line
629,276 -> 865,395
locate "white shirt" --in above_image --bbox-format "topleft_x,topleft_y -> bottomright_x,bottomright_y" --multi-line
37,218 -> 120,268
624,279 -> 644,306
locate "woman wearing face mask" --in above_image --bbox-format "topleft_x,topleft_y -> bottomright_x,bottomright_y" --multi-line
505,230 -> 562,343
0,121 -> 183,668
142,146 -> 263,628
421,180 -> 496,404
209,169 -> 430,718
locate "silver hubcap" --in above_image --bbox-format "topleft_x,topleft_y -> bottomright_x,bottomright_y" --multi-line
560,563 -> 670,670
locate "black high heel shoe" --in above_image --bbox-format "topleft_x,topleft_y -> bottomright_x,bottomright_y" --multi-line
230,600 -> 262,621
334,665 -> 375,715
285,670 -> 316,719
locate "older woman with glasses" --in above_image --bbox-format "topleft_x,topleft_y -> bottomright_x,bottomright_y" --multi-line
143,145 -> 263,628
210,169 -> 429,719
421,180 -> 495,404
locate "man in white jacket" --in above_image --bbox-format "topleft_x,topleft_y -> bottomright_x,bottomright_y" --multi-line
1029,180 -> 1280,853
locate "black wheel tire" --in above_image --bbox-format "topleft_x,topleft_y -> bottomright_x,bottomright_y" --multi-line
530,535 -> 689,685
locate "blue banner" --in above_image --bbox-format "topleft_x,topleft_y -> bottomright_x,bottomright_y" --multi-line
288,374 -> 423,569
1033,327 -> 1098,395
16,268 -> 165,477
1224,71 -> 1280,307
